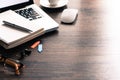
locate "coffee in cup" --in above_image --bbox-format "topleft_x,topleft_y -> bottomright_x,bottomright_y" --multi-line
48,0 -> 60,6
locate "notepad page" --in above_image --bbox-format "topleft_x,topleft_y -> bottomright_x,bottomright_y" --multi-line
0,10 -> 43,44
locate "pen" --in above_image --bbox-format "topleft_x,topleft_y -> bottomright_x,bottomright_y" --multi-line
3,20 -> 32,33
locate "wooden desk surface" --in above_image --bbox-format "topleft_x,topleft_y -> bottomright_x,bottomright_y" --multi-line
1,0 -> 120,79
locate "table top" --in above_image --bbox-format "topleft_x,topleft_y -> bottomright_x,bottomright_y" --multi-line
1,0 -> 120,79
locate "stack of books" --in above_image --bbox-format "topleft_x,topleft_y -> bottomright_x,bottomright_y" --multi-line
0,10 -> 44,49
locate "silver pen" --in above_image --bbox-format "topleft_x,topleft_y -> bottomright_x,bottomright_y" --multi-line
3,21 -> 32,33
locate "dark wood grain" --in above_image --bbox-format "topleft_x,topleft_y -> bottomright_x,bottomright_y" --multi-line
0,0 -> 120,80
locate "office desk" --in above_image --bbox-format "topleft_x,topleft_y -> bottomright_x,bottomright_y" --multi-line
1,0 -> 120,80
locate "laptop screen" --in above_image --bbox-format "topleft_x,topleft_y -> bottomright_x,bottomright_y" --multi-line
0,0 -> 33,12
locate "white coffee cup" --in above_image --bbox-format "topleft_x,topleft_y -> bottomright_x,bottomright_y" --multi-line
48,0 -> 60,6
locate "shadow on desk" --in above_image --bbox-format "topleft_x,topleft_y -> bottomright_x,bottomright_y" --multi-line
40,5 -> 67,13
0,30 -> 59,57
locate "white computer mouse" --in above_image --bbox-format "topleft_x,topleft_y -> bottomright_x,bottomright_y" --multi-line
61,9 -> 78,23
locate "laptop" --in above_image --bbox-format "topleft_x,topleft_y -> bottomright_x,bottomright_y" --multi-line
0,0 -> 59,33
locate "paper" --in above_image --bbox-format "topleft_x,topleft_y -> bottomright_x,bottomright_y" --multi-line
0,10 -> 43,43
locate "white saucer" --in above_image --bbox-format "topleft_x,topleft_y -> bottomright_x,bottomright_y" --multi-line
40,0 -> 68,8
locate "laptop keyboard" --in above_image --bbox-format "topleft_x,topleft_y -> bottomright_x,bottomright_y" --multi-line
15,8 -> 42,21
